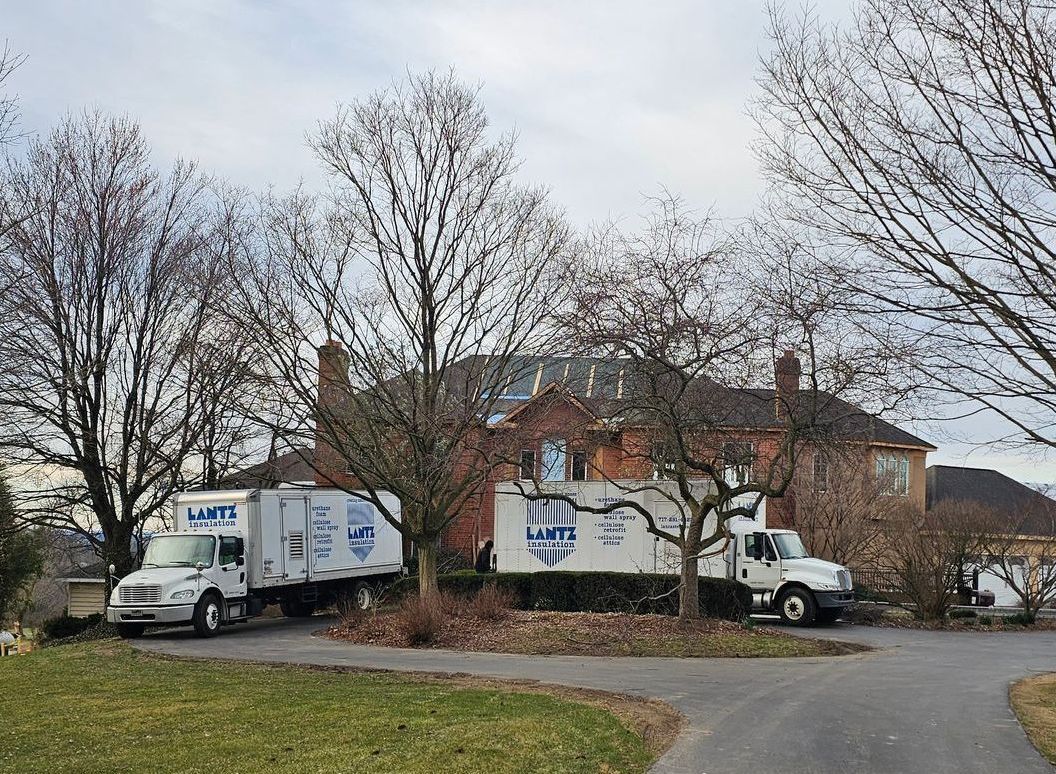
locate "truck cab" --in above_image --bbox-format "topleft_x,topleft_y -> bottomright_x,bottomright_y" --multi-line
106,529 -> 250,639
731,528 -> 854,625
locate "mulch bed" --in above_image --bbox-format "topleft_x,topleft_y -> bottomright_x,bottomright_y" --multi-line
325,609 -> 867,657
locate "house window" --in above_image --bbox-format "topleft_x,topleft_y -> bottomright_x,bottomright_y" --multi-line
519,449 -> 536,480
722,442 -> 755,486
571,450 -> 587,481
876,453 -> 910,496
541,440 -> 566,481
813,453 -> 829,492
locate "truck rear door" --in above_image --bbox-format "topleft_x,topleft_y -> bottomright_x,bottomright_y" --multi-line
280,496 -> 310,582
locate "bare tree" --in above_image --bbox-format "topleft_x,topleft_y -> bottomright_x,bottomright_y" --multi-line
792,446 -> 897,567
976,495 -> 1056,616
0,42 -> 26,240
517,196 -> 902,620
882,500 -> 987,622
0,112 -> 256,574
0,42 -> 23,148
228,72 -> 572,597
756,0 -> 1056,451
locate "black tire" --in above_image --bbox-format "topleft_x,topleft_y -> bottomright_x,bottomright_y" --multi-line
193,592 -> 223,638
279,597 -> 316,618
815,607 -> 843,625
777,587 -> 818,627
116,623 -> 145,640
352,581 -> 376,610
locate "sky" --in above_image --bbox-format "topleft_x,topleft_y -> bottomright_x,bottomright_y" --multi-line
3,0 -> 1053,484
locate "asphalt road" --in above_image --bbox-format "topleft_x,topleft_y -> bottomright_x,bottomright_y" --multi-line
134,618 -> 1056,773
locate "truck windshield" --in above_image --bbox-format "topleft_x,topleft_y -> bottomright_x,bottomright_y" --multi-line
772,533 -> 810,560
141,535 -> 215,569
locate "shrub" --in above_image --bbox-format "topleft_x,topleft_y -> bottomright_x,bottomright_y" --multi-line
468,584 -> 514,621
949,609 -> 977,619
978,614 -> 993,626
41,613 -> 102,641
393,571 -> 751,621
1005,612 -> 1036,626
396,595 -> 445,646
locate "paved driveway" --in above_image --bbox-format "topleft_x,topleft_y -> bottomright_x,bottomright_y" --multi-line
135,619 -> 1056,773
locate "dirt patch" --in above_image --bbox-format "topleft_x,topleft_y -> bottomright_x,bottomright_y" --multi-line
325,609 -> 868,658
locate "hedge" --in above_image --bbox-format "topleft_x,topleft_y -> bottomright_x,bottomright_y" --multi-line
391,570 -> 751,621
41,613 -> 102,640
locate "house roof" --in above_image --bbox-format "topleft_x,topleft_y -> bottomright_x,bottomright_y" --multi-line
926,465 -> 1056,536
480,355 -> 933,449
217,447 -> 315,489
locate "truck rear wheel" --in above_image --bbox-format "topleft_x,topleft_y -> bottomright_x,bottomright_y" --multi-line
193,593 -> 223,637
280,597 -> 316,618
116,623 -> 145,639
777,587 -> 817,627
353,581 -> 376,610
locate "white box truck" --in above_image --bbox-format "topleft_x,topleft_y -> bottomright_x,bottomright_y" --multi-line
494,480 -> 854,626
106,488 -> 403,639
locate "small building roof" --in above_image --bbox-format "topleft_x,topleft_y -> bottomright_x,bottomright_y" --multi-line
216,448 -> 315,489
926,465 -> 1056,536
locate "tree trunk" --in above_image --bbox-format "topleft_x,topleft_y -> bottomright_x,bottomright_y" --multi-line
679,545 -> 700,621
417,539 -> 439,599
101,520 -> 136,577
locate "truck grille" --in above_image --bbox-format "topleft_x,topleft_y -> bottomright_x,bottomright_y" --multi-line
837,570 -> 853,591
119,584 -> 162,604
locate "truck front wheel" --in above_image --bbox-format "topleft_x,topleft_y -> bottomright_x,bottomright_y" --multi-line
116,623 -> 145,639
777,587 -> 817,627
193,593 -> 223,638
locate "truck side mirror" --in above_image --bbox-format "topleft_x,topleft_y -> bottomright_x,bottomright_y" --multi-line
235,555 -> 245,567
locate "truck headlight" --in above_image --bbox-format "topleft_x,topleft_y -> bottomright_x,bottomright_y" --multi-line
814,582 -> 840,591
170,589 -> 195,599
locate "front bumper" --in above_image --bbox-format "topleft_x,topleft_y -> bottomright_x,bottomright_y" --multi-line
815,590 -> 855,608
106,604 -> 195,625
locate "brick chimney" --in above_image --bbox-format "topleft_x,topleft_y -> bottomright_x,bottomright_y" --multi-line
315,340 -> 350,486
774,349 -> 801,419
318,339 -> 350,402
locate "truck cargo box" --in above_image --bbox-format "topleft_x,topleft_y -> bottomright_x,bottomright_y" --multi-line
493,480 -> 764,574
173,488 -> 403,590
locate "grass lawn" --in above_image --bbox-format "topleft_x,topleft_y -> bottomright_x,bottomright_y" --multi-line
0,641 -> 657,774
1011,673 -> 1056,764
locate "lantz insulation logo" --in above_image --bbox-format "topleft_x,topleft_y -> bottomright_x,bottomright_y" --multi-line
346,501 -> 376,561
525,499 -> 577,567
185,504 -> 238,528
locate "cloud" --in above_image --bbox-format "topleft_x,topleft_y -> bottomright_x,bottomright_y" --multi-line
2,0 -> 1052,484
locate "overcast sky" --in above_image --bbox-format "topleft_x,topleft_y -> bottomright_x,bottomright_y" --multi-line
4,0 -> 1053,484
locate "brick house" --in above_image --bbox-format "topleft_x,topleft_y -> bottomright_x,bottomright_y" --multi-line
314,345 -> 934,560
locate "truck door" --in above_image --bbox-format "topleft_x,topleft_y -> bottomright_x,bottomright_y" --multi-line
740,532 -> 782,590
217,534 -> 248,599
280,496 -> 310,582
